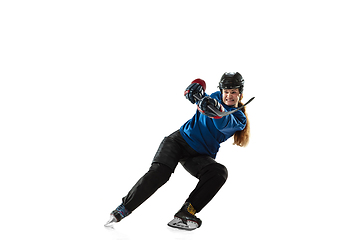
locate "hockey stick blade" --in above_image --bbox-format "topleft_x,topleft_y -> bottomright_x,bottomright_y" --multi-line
194,95 -> 255,117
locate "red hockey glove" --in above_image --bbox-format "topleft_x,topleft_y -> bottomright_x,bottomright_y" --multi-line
184,79 -> 206,104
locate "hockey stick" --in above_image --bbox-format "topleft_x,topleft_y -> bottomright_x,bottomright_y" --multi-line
194,94 -> 255,117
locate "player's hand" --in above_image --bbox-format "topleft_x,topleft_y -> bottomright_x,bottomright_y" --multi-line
197,96 -> 224,118
184,79 -> 206,104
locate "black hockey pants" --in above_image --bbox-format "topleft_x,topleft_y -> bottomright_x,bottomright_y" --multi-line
122,130 -> 228,213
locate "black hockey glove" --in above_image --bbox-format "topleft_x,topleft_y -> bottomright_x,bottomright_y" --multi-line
184,79 -> 206,104
197,96 -> 224,119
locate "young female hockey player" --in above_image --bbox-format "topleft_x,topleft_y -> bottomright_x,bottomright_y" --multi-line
105,72 -> 251,230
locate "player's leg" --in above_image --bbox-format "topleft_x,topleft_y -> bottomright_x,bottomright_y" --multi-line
105,130 -> 191,227
168,156 -> 228,230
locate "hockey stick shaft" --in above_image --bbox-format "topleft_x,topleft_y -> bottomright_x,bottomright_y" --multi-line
194,94 -> 255,117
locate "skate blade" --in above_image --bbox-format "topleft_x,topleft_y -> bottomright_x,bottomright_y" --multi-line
104,215 -> 118,227
167,217 -> 199,231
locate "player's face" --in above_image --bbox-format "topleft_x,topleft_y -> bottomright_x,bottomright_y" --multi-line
222,88 -> 241,107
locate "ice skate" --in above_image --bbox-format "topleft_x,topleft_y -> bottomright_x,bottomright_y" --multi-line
104,203 -> 131,227
167,202 -> 202,231
104,210 -> 122,227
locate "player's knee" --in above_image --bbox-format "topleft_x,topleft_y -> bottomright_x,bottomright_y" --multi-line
201,163 -> 228,183
214,163 -> 228,182
149,162 -> 172,184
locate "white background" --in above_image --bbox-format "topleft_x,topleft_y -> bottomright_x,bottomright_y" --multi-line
1,0 -> 359,239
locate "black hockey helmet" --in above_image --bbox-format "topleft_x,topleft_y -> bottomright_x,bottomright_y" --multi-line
218,72 -> 244,94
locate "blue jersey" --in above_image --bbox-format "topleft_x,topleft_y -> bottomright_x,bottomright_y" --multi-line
180,91 -> 247,158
